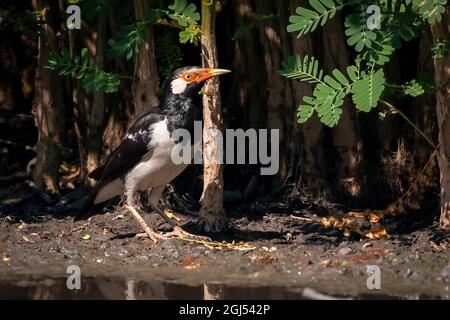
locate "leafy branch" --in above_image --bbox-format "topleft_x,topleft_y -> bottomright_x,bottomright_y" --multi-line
280,55 -> 385,127
46,48 -> 120,93
108,0 -> 201,60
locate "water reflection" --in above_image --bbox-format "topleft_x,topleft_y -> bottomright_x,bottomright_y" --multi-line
0,277 -> 311,299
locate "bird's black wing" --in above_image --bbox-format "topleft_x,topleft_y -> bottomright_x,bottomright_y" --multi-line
95,112 -> 166,185
75,111 -> 165,221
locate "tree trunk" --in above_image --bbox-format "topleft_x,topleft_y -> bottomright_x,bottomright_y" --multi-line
198,0 -> 226,232
321,12 -> 362,201
255,0 -> 290,183
132,0 -> 160,116
290,0 -> 326,192
31,0 -> 65,193
231,0 -> 266,130
414,29 -> 437,165
431,11 -> 450,228
86,19 -> 106,176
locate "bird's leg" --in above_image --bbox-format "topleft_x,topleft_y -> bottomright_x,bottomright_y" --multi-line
123,190 -> 169,243
124,204 -> 169,243
138,186 -> 211,241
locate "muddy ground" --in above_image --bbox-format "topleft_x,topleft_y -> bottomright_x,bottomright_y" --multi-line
1,177 -> 450,300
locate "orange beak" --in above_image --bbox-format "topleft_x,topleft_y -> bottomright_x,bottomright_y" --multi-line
196,68 -> 231,82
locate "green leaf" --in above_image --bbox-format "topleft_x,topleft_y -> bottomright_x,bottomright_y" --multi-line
279,55 -> 324,84
403,79 -> 425,97
179,26 -> 200,44
344,11 -> 377,52
351,69 -> 385,112
413,0 -> 447,24
431,37 -> 450,59
287,0 -> 344,37
168,0 -> 200,27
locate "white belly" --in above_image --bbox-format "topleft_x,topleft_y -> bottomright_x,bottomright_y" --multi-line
124,120 -> 190,194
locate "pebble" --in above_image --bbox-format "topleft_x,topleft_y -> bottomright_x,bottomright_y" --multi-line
337,247 -> 353,256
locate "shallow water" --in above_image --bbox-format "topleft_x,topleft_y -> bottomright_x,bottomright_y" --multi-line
1,275 -> 447,300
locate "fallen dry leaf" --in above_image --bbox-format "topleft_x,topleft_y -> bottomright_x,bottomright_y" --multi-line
249,254 -> 278,265
348,211 -> 365,219
164,209 -> 183,222
72,222 -> 89,233
369,212 -> 382,224
296,256 -> 310,266
365,229 -> 388,239
112,214 -> 124,221
2,254 -> 11,262
179,255 -> 207,269
22,235 -> 34,243
81,234 -> 91,240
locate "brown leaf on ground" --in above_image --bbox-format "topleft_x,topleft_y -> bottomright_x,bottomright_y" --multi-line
296,256 -> 310,266
369,212 -> 383,224
2,253 -> 11,262
365,229 -> 388,239
22,235 -> 34,243
249,254 -> 278,265
346,248 -> 390,265
348,211 -> 365,219
179,255 -> 208,269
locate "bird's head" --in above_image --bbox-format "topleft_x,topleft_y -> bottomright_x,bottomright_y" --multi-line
168,66 -> 231,96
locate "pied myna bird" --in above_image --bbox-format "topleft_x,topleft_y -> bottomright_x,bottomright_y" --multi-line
75,66 -> 230,242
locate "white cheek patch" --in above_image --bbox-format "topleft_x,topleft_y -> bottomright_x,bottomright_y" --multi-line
171,78 -> 188,94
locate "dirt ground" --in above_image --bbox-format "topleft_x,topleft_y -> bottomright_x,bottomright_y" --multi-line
1,178 -> 450,300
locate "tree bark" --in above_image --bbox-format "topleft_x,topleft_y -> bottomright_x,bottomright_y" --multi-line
86,19 -> 106,176
321,12 -> 362,201
431,10 -> 450,228
31,0 -> 65,193
290,0 -> 326,191
414,29 -> 437,165
255,0 -> 290,182
198,0 -> 226,232
132,0 -> 160,116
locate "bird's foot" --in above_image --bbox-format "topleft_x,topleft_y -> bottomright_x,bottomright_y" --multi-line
136,226 -> 211,242
135,230 -> 171,242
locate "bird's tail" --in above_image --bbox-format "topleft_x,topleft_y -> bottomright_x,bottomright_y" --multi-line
74,189 -> 105,221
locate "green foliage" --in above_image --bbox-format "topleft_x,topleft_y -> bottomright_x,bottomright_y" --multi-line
155,34 -> 183,80
402,79 -> 425,97
108,0 -> 201,59
179,25 -> 201,44
280,55 -> 384,127
361,31 -> 395,66
351,69 -> 385,111
168,0 -> 200,27
167,0 -> 201,44
47,48 -> 120,93
287,0 -> 344,37
431,37 -> 450,59
344,9 -> 377,52
279,55 -> 324,84
413,0 -> 448,24
283,0 -> 449,127
108,23 -> 149,60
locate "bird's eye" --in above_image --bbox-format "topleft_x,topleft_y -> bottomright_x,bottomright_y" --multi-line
185,74 -> 192,81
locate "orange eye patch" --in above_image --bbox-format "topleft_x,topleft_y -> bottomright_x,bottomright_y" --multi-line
181,72 -> 198,82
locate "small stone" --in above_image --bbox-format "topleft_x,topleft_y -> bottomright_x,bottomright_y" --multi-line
337,247 -> 353,256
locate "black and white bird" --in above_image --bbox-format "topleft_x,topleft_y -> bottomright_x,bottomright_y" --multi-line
75,66 -> 230,241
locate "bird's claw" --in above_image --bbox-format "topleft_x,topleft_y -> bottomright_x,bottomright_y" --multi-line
136,226 -> 211,243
